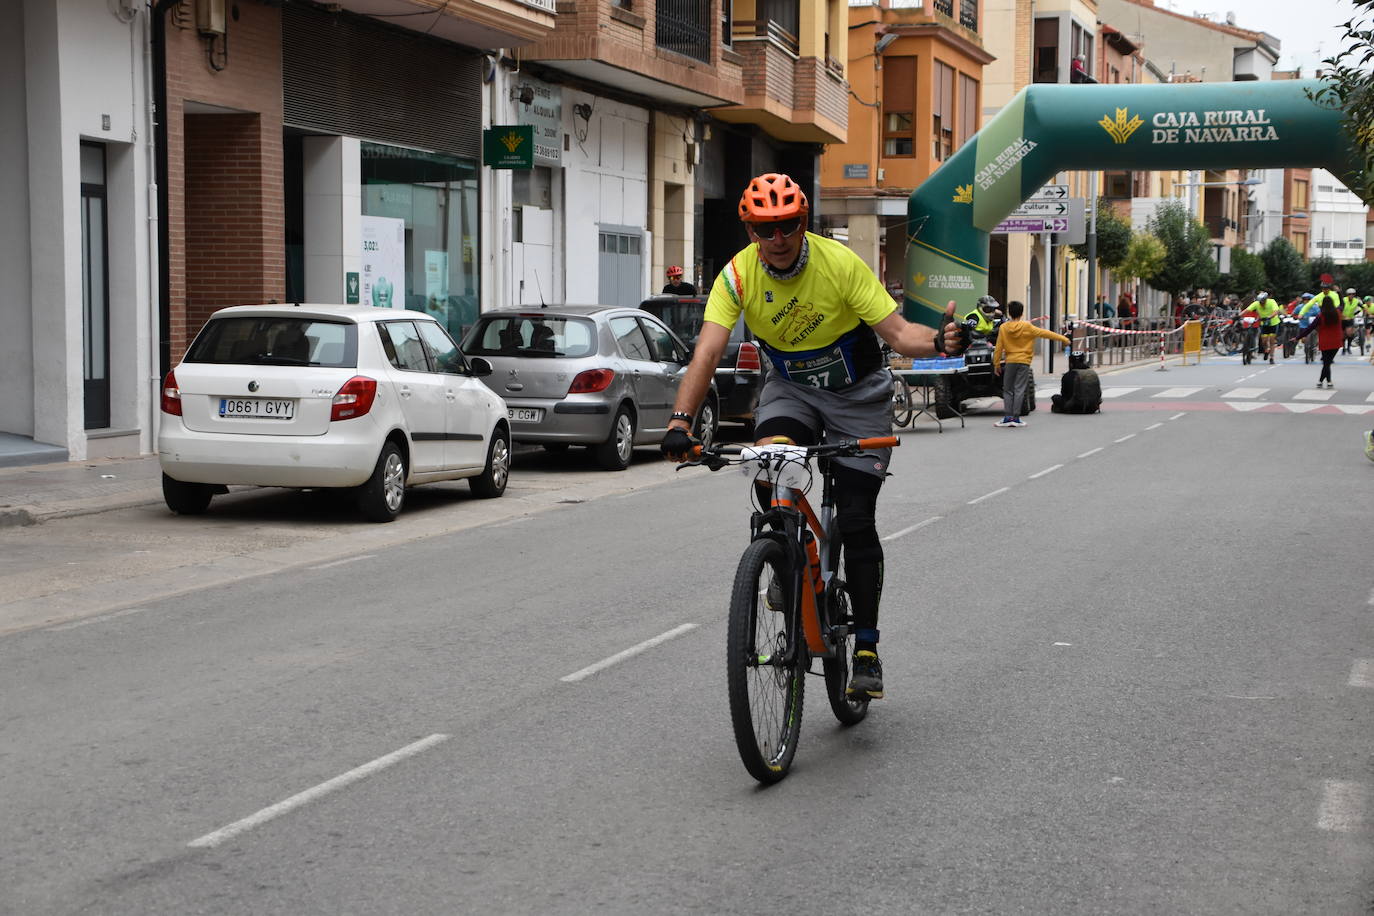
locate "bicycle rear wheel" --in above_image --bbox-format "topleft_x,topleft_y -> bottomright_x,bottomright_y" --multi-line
727,537 -> 805,784
889,373 -> 914,428
821,531 -> 869,725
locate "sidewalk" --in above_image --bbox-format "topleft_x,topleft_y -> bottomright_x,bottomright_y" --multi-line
0,452 -> 167,527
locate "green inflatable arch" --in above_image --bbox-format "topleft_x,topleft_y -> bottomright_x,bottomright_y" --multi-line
903,79 -> 1363,326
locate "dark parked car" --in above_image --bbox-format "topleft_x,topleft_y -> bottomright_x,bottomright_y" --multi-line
638,295 -> 762,430
462,305 -> 718,470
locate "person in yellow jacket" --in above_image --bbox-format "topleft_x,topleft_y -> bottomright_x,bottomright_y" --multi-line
1248,290 -> 1282,364
992,300 -> 1071,427
1342,287 -> 1363,354
964,296 -> 1003,336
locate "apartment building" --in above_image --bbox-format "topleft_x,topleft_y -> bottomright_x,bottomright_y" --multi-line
4,0 -> 852,461
818,0 -> 993,288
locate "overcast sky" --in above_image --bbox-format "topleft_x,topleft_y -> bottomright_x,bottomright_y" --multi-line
1154,0 -> 1362,73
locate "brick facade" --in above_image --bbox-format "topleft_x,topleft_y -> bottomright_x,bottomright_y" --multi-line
164,1 -> 284,358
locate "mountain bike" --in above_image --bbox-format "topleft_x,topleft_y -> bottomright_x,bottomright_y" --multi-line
678,436 -> 898,784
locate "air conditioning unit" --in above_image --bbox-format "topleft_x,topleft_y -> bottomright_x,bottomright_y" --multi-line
197,0 -> 226,36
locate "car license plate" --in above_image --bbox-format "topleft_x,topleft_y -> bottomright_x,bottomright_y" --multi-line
219,397 -> 295,419
508,407 -> 543,422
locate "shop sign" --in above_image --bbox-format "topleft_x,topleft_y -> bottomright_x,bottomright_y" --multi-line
518,80 -> 562,168
483,125 -> 534,169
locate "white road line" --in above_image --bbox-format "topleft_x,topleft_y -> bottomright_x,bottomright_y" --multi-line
1293,389 -> 1334,401
1366,392 -> 1374,403
1367,586 -> 1374,606
968,487 -> 1010,505
883,516 -> 942,542
1078,447 -> 1103,458
187,734 -> 450,849
1349,659 -> 1374,689
561,624 -> 698,683
1028,464 -> 1062,479
1145,422 -> 1163,431
1317,780 -> 1368,833
1168,413 -> 1185,421
48,607 -> 150,632
1114,434 -> 1136,443
1100,387 -> 1140,398
1153,387 -> 1203,398
307,555 -> 376,570
1222,387 -> 1268,399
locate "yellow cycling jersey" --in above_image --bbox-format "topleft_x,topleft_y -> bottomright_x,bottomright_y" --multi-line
703,233 -> 896,352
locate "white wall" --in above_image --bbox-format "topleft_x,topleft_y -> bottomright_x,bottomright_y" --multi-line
1308,168 -> 1370,264
0,3 -> 33,438
8,0 -> 153,456
562,90 -> 649,303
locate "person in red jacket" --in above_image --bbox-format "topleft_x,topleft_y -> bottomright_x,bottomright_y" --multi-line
1296,298 -> 1344,389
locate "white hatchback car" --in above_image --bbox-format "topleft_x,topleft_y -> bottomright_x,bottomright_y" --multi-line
158,304 -> 511,521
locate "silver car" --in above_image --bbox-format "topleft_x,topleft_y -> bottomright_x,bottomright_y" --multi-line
462,305 -> 718,470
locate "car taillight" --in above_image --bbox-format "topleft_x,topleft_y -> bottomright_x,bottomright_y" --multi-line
568,368 -> 615,393
331,376 -> 377,421
736,341 -> 761,373
161,370 -> 182,416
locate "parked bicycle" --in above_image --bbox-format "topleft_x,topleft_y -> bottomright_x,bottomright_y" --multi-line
678,436 -> 898,783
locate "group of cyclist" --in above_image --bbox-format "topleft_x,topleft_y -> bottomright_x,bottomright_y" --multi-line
1234,282 -> 1373,367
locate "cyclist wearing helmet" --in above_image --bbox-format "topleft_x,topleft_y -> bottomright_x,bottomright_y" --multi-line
1342,287 -> 1363,354
1248,290 -> 1281,364
661,172 -> 965,701
662,265 -> 697,296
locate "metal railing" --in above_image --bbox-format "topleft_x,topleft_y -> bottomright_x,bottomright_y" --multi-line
656,0 -> 711,62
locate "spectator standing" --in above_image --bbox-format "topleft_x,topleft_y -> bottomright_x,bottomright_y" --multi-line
992,300 -> 1071,428
1296,297 -> 1344,389
1117,292 -> 1136,334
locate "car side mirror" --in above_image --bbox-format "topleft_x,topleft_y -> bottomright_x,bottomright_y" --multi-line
468,356 -> 494,378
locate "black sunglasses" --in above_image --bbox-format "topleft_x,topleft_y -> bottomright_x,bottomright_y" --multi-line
747,217 -> 803,240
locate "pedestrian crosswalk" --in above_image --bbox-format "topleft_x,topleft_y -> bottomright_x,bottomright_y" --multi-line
1097,385 -> 1374,414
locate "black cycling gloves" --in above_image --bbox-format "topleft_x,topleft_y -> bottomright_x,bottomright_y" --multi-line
661,427 -> 698,461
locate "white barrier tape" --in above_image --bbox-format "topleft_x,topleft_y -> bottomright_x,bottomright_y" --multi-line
1071,319 -> 1193,337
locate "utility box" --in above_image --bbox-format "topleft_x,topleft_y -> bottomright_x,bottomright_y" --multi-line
197,0 -> 226,36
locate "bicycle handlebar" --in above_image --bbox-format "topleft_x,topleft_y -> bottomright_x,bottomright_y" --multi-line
678,436 -> 900,470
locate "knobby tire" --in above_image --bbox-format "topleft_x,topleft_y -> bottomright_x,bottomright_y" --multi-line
727,537 -> 805,784
820,524 -> 869,726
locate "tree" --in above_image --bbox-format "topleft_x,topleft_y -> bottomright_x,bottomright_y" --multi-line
1069,201 -> 1132,270
1341,259 -> 1374,292
1223,248 -> 1268,299
1114,232 -> 1165,289
1308,254 -> 1339,290
1144,200 -> 1219,298
1309,0 -> 1374,204
1259,237 -> 1307,300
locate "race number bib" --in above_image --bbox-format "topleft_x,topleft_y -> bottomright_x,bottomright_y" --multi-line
779,347 -> 854,390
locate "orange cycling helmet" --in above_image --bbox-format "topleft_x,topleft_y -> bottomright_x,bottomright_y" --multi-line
738,173 -> 809,222
666,265 -> 684,278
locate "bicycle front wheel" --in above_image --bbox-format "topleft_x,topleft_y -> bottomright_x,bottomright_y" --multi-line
727,537 -> 805,784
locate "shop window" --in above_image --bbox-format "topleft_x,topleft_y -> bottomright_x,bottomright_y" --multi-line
361,141 -> 480,338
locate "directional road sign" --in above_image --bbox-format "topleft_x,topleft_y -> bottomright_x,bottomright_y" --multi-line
1028,184 -> 1069,200
1008,200 -> 1071,217
993,217 -> 1070,233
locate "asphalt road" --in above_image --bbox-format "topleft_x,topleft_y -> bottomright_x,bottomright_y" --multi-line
2,351 -> 1372,914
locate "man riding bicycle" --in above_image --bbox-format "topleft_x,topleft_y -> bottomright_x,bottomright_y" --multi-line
660,172 -> 965,701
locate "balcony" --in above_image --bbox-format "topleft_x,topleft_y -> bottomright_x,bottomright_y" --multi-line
656,0 -> 711,63
931,0 -> 977,31
709,22 -> 848,144
328,0 -> 556,48
523,0 -> 742,108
